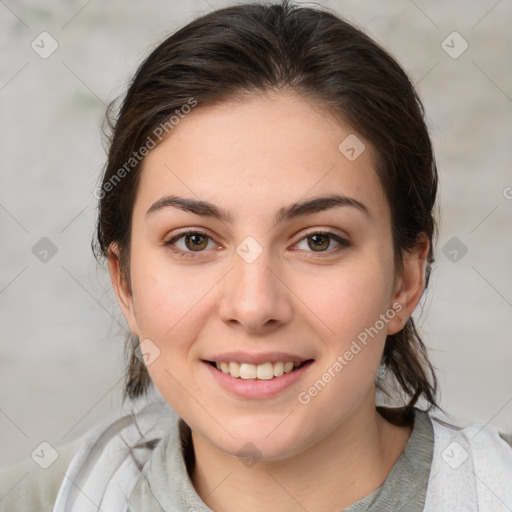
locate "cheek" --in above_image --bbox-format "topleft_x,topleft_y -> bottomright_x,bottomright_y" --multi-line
293,248 -> 395,397
129,255 -> 210,414
128,248 -> 216,394
129,245 -> 206,338
296,249 -> 395,342
293,265 -> 392,421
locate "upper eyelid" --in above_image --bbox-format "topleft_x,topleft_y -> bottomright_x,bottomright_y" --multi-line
165,228 -> 349,249
165,228 -> 218,244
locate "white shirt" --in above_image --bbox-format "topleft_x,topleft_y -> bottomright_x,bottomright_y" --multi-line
50,399 -> 512,512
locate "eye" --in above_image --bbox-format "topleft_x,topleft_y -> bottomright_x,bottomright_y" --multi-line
164,230 -> 217,258
163,229 -> 350,259
294,231 -> 350,255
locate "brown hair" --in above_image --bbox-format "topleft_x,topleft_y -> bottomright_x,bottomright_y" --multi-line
93,0 -> 439,413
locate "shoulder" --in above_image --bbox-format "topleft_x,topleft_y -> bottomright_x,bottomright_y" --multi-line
52,399 -> 177,512
0,399 -> 177,512
430,413 -> 512,464
0,437 -> 83,512
424,412 -> 512,512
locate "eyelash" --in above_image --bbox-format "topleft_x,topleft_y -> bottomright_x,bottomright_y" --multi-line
163,229 -> 351,259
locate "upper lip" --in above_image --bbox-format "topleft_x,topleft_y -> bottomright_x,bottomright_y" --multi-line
204,351 -> 313,365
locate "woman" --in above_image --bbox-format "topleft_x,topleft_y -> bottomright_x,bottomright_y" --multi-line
2,1 -> 511,511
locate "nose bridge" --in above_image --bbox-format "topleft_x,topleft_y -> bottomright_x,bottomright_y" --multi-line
234,245 -> 273,297
219,239 -> 291,330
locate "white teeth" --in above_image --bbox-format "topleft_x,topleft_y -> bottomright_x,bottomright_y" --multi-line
213,360 -> 307,379
229,361 -> 240,378
256,362 -> 274,380
239,363 -> 257,379
273,361 -> 284,377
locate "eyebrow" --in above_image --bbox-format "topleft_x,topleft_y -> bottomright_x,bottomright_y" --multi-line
145,193 -> 371,224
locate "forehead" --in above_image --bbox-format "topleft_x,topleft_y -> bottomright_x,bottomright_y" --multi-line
134,92 -> 389,224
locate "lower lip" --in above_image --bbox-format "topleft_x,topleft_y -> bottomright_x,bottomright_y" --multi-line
203,360 -> 314,399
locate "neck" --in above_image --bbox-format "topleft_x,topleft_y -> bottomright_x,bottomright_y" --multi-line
189,397 -> 413,512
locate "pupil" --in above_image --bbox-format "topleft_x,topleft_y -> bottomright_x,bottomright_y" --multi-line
309,234 -> 328,251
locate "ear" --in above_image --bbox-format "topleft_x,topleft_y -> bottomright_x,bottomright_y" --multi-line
107,243 -> 140,337
387,234 -> 430,335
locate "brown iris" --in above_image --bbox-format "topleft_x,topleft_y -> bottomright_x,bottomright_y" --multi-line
307,234 -> 330,251
184,233 -> 209,251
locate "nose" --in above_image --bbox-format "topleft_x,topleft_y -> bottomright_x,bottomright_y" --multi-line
218,249 -> 293,333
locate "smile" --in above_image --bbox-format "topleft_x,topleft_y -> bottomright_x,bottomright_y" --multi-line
209,360 -> 308,380
203,359 -> 315,399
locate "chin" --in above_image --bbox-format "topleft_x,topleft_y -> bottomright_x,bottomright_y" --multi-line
204,415 -> 313,462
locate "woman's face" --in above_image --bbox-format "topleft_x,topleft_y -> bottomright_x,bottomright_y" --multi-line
111,92 -> 418,460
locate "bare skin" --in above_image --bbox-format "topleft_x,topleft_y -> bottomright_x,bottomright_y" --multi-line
109,91 -> 428,511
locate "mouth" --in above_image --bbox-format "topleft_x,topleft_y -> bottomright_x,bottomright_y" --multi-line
204,359 -> 314,380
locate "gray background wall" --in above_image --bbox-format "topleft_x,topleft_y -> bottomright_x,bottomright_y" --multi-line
1,0 -> 511,468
